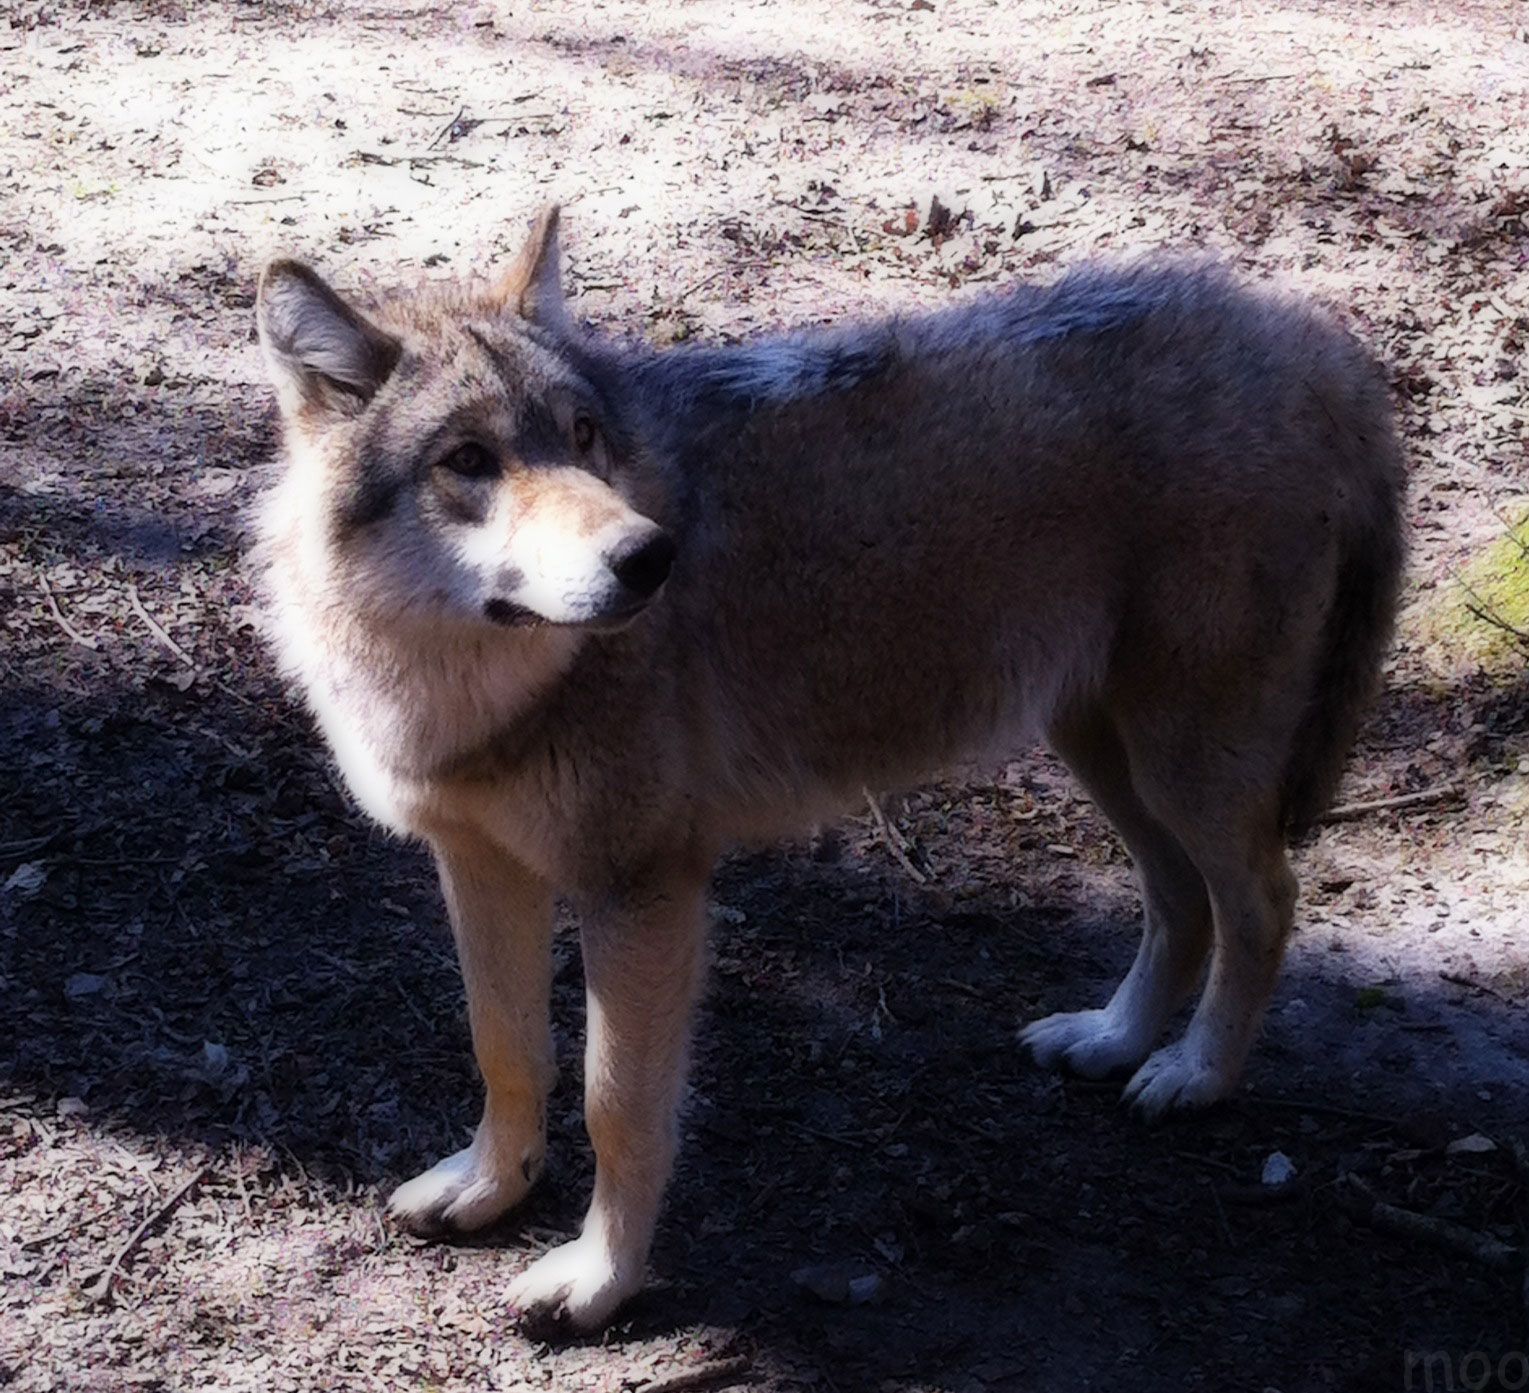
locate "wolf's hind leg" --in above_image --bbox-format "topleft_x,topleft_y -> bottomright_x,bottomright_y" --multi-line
1124,836 -> 1297,1117
1023,707 -> 1213,1079
389,835 -> 555,1235
508,860 -> 710,1332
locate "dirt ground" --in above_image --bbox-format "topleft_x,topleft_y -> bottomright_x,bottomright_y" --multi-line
2,1 -> 1528,1389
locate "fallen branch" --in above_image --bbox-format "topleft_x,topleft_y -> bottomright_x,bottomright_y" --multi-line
82,1165 -> 209,1304
127,583 -> 195,667
1463,599 -> 1529,647
1439,970 -> 1515,1004
1335,1173 -> 1520,1270
428,103 -> 467,148
1318,783 -> 1463,824
863,789 -> 929,884
38,572 -> 98,649
634,1355 -> 753,1393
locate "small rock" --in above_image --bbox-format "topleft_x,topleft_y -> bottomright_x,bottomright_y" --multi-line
3,862 -> 47,898
1261,1151 -> 1298,1186
1445,1132 -> 1497,1156
57,1096 -> 89,1119
791,1261 -> 883,1305
65,972 -> 108,998
846,1274 -> 884,1303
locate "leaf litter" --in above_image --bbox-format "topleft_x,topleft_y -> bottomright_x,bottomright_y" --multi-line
1,1 -> 1526,1390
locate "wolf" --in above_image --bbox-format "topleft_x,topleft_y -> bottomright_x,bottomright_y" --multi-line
253,207 -> 1404,1331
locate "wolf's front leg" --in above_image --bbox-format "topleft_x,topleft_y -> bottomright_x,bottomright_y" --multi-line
508,864 -> 710,1332
389,834 -> 555,1234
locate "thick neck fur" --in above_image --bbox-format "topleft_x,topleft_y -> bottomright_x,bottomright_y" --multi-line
254,456 -> 582,828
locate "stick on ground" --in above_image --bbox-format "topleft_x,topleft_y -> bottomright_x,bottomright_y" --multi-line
38,572 -> 98,650
634,1355 -> 753,1393
1319,784 -> 1463,823
864,789 -> 929,885
1336,1173 -> 1520,1271
128,583 -> 195,667
82,1165 -> 210,1304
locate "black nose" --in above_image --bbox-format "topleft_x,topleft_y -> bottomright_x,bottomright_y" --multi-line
608,530 -> 676,599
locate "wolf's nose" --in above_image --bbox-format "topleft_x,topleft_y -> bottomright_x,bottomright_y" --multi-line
608,530 -> 676,599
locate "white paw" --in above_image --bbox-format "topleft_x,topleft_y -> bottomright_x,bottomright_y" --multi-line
389,1142 -> 538,1235
1021,1008 -> 1151,1079
507,1233 -> 641,1334
1122,1040 -> 1237,1119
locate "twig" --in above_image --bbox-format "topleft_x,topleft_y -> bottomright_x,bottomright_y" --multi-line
1208,1179 -> 1238,1249
0,819 -> 109,866
1335,1173 -> 1520,1270
82,1165 -> 209,1304
1463,600 -> 1529,646
393,979 -> 436,1032
427,104 -> 468,149
633,1355 -> 753,1393
1491,508 -> 1529,558
408,153 -> 486,170
863,789 -> 929,885
787,1121 -> 873,1150
677,267 -> 727,304
127,583 -> 195,667
37,572 -> 98,649
227,1142 -> 254,1224
21,1216 -> 96,1251
1439,970 -> 1515,1004
1243,1094 -> 1401,1129
212,676 -> 259,710
1172,1150 -> 1243,1178
938,976 -> 989,1000
1455,562 -> 1529,646
1318,783 -> 1463,824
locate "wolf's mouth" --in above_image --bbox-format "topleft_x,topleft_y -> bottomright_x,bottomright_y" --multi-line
483,596 -> 657,632
483,598 -> 546,628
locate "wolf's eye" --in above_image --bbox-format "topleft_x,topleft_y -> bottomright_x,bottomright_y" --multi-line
572,414 -> 597,454
440,442 -> 498,479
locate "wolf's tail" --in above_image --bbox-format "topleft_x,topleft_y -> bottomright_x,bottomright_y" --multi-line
1280,388 -> 1407,838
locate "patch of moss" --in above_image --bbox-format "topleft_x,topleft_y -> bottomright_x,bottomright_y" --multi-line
1409,504 -> 1529,674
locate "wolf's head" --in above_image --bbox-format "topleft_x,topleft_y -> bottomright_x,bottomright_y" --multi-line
256,208 -> 673,634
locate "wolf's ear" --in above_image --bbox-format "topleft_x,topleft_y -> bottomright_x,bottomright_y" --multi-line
492,206 -> 572,332
257,260 -> 401,417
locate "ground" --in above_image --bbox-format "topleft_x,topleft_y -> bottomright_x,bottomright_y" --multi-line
2,1 -> 1528,1390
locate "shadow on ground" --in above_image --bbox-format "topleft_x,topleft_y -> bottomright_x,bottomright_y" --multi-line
3,382 -> 1526,1388
1,608 -> 1525,1389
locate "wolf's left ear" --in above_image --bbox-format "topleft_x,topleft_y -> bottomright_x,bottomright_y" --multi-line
257,260 -> 402,418
492,205 -> 572,333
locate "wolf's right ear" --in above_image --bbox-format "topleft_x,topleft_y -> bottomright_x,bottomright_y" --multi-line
257,261 -> 401,418
492,206 -> 572,333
